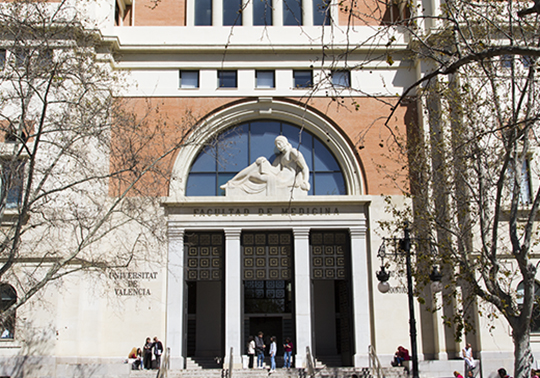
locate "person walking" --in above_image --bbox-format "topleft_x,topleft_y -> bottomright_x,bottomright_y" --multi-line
283,337 -> 293,368
255,331 -> 265,369
269,336 -> 277,373
247,336 -> 255,369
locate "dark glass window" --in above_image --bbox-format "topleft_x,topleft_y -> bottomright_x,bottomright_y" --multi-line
195,0 -> 212,25
283,0 -> 302,25
0,284 -> 16,339
293,70 -> 313,88
0,50 -> 5,70
517,281 -> 540,332
223,0 -> 243,25
254,0 -> 273,25
1,160 -> 25,209
186,120 -> 346,196
244,280 -> 292,313
218,70 -> 238,88
180,70 -> 199,88
313,0 -> 330,25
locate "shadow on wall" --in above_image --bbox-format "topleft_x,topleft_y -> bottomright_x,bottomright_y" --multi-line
0,321 -> 108,378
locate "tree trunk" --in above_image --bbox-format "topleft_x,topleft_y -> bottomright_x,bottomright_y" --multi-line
513,323 -> 533,378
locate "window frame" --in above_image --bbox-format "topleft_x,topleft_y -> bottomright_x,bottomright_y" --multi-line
256,70 -> 275,89
331,70 -> 351,88
180,70 -> 200,89
293,70 -> 313,88
218,70 -> 238,88
0,284 -> 16,340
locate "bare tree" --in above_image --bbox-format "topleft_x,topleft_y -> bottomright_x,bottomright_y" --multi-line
331,0 -> 540,376
0,0 -> 193,338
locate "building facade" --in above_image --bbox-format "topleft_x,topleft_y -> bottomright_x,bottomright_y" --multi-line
0,0 -> 538,377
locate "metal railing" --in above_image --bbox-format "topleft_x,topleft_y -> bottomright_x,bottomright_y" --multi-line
306,346 -> 316,377
369,345 -> 385,378
228,347 -> 234,378
156,347 -> 170,378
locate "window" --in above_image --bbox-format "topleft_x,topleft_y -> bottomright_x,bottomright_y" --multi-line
218,70 -> 237,88
0,284 -> 16,339
517,281 -> 540,332
0,50 -> 5,70
1,160 -> 25,209
254,0 -> 272,25
256,70 -> 275,88
293,70 -> 313,88
313,0 -> 330,25
223,0 -> 243,25
186,120 -> 346,196
331,70 -> 350,87
522,55 -> 535,68
283,0 -> 302,25
195,0 -> 212,25
180,71 -> 200,88
501,55 -> 513,68
14,49 -> 29,68
519,159 -> 532,205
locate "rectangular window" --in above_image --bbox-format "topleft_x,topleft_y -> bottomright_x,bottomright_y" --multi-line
223,0 -> 243,25
195,0 -> 213,25
293,70 -> 313,88
254,0 -> 273,25
1,160 -> 25,209
14,49 -> 29,68
501,55 -> 513,68
283,0 -> 302,25
0,50 -> 5,70
180,70 -> 200,88
313,0 -> 330,25
256,70 -> 275,88
519,159 -> 532,205
218,70 -> 237,88
331,70 -> 350,87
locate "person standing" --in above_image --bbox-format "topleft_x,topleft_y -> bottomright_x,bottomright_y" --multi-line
247,336 -> 256,369
143,337 -> 153,370
283,337 -> 293,368
153,336 -> 164,369
255,331 -> 265,369
269,336 -> 277,373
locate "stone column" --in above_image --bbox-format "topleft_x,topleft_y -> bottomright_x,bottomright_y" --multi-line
224,228 -> 243,368
166,225 -> 185,369
350,226 -> 371,367
293,227 -> 312,367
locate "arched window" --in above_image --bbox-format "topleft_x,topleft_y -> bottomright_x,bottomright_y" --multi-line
517,281 -> 540,332
186,120 -> 346,196
0,283 -> 16,339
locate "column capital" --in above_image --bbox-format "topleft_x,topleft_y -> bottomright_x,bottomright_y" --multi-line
349,226 -> 367,238
224,228 -> 242,239
167,224 -> 185,240
292,227 -> 310,239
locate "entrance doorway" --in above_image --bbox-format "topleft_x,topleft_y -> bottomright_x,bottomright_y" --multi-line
248,316 -> 283,347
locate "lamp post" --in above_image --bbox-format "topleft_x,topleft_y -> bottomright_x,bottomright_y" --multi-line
376,222 -> 441,378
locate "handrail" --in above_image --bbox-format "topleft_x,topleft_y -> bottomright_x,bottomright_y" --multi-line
156,347 -> 170,378
369,345 -> 385,378
228,347 -> 233,378
306,346 -> 316,377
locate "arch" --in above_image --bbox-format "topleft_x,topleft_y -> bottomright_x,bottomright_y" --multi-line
169,98 -> 365,199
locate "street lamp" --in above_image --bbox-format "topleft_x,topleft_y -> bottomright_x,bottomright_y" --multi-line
375,222 -> 442,378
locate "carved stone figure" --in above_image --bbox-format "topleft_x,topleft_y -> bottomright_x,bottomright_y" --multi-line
220,135 -> 310,198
